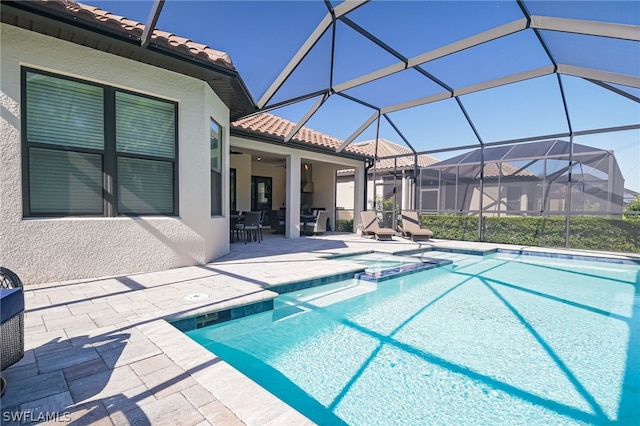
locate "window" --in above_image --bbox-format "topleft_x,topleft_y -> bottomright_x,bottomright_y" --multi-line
230,168 -> 237,213
210,118 -> 222,216
23,68 -> 178,216
421,189 -> 439,212
506,186 -> 522,211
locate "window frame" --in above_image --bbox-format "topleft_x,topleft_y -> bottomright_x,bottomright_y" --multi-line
21,67 -> 179,217
210,117 -> 223,217
230,168 -> 237,213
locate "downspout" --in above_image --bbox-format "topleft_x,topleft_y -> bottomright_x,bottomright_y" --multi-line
364,159 -> 374,211
479,146 -> 485,240
414,153 -> 419,212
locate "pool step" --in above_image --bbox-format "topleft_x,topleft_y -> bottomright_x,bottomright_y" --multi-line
355,257 -> 452,283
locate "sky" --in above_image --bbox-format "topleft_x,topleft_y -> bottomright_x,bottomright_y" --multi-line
87,0 -> 639,192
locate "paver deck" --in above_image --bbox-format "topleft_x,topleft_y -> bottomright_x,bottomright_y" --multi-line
2,233 -> 638,425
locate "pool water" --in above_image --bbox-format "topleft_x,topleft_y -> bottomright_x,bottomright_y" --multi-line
186,251 -> 640,425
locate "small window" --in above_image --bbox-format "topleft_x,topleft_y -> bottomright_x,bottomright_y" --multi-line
421,189 -> 439,212
23,68 -> 177,217
210,118 -> 223,216
506,186 -> 522,211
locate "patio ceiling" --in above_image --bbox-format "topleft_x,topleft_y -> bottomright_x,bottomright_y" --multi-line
18,0 -> 640,163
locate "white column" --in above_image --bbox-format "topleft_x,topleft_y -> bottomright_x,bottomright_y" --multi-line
401,174 -> 410,211
286,154 -> 301,238
353,164 -> 365,234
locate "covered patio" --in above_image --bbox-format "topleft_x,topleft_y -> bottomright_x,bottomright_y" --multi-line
229,113 -> 369,239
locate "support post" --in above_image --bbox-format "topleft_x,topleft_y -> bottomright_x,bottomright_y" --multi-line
286,154 -> 301,238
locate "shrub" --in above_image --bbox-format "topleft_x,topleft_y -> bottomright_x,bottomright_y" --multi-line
336,219 -> 354,232
419,214 -> 640,253
420,215 -> 478,242
624,194 -> 640,220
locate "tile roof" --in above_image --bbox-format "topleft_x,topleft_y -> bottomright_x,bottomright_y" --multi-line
232,113 -> 371,157
352,139 -> 440,170
33,0 -> 235,70
442,163 -> 538,179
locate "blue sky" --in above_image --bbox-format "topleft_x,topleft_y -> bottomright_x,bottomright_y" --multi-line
88,0 -> 639,192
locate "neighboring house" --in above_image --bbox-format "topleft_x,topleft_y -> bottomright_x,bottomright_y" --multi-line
624,188 -> 639,208
336,139 -> 439,216
423,139 -> 625,216
338,138 -> 625,225
0,1 -> 369,284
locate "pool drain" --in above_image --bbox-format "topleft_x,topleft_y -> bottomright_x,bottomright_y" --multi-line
183,293 -> 210,301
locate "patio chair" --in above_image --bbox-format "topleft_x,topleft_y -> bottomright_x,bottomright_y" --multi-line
399,211 -> 434,241
277,208 -> 287,234
234,211 -> 261,244
258,210 -> 267,241
303,210 -> 329,236
1,267 -> 25,397
359,211 -> 396,241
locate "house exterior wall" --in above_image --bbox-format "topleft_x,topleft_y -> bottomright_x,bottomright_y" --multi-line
336,175 -> 355,210
229,153 -> 252,212
309,163 -> 337,229
0,24 -> 230,284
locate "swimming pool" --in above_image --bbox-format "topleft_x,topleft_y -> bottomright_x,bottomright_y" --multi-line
186,251 -> 640,425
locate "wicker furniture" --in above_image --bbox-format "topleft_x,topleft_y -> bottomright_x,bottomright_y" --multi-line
1,267 -> 25,372
303,210 -> 329,236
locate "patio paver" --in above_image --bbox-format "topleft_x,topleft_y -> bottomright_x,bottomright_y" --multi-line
2,233 -> 638,424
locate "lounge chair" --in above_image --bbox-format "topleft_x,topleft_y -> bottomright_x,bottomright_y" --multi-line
359,211 -> 396,241
399,211 -> 434,241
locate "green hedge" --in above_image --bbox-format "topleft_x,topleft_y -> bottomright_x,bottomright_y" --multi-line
420,215 -> 479,242
336,219 -> 354,232
420,214 -> 640,253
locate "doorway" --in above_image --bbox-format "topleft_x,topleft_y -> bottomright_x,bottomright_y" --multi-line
251,176 -> 272,213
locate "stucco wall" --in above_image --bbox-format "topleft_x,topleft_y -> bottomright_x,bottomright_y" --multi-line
229,153 -> 252,212
309,163 -> 338,229
336,175 -> 355,210
0,24 -> 230,284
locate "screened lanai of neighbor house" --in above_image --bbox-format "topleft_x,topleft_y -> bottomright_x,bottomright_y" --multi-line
1,0 -> 639,284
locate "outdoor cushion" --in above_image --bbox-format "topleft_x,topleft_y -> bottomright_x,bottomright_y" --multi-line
0,288 -> 24,324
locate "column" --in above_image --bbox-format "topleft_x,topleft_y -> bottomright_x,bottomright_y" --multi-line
286,153 -> 301,238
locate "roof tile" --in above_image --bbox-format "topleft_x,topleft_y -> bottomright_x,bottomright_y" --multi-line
35,0 -> 235,70
232,113 -> 371,157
